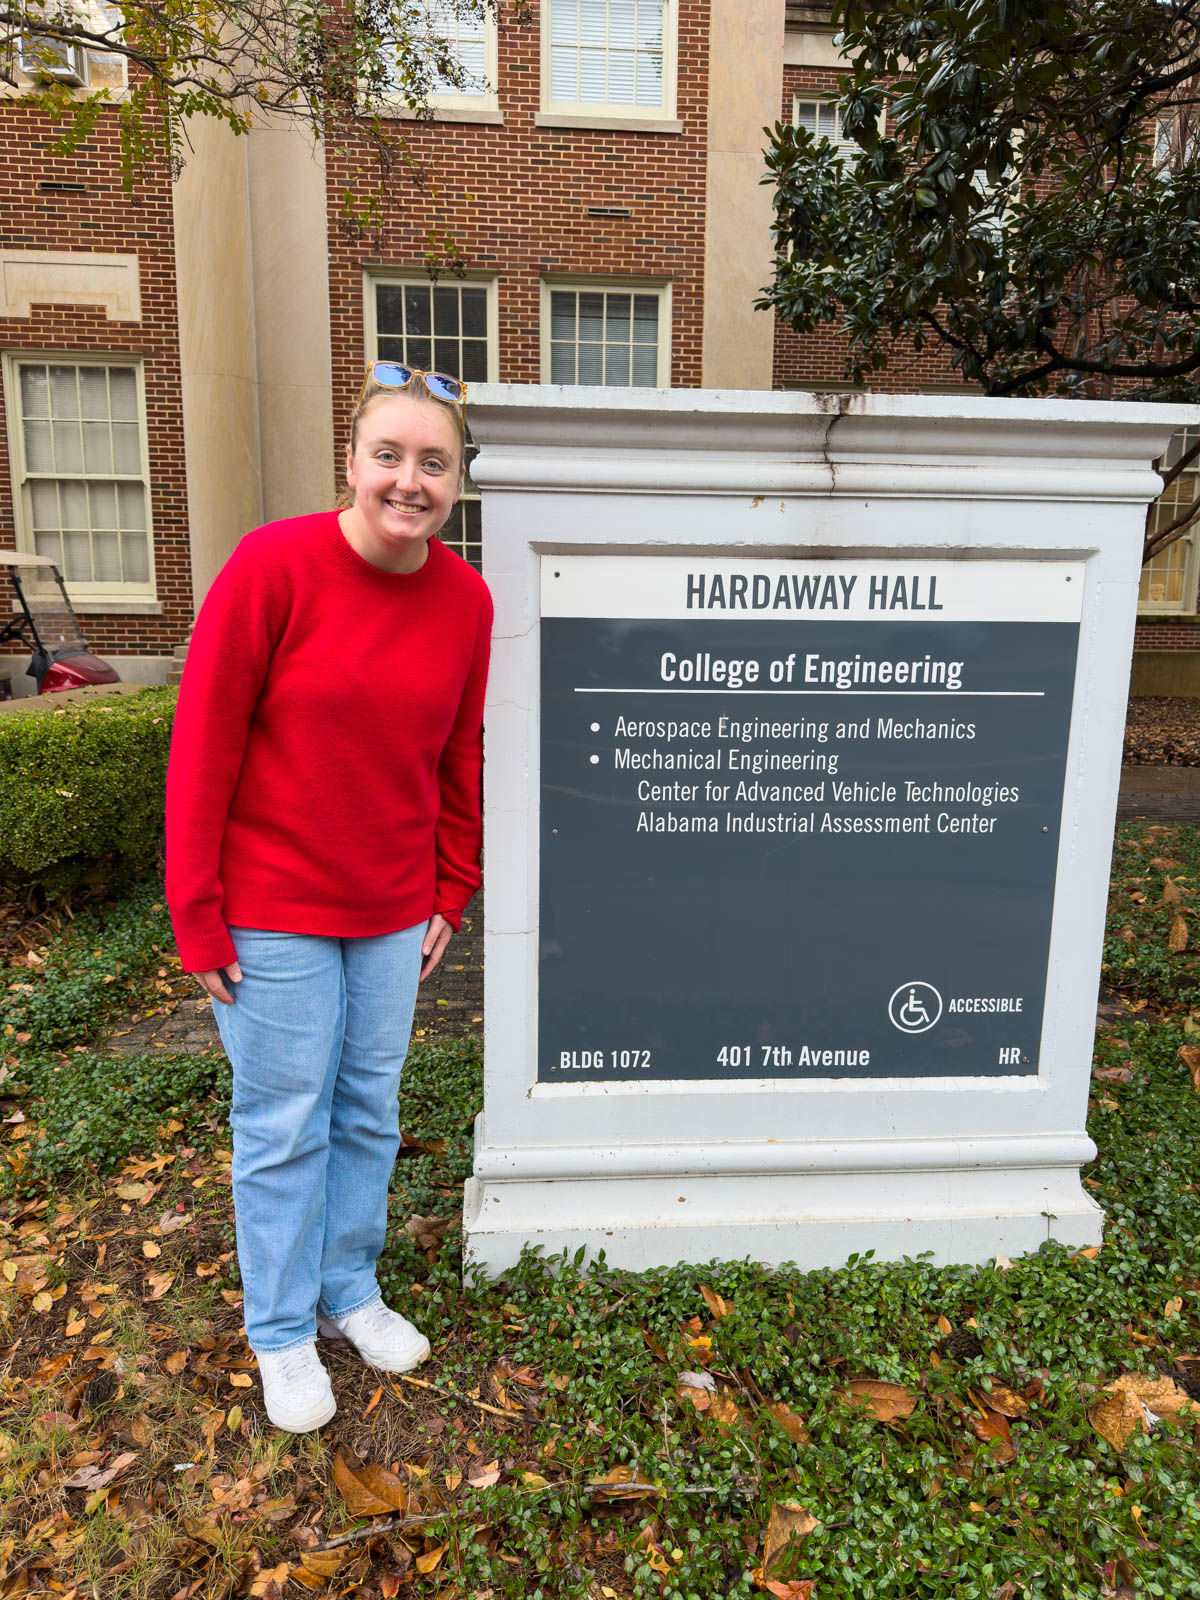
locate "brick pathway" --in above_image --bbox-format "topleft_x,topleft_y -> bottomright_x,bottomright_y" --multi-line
1117,765 -> 1200,823
104,903 -> 485,1057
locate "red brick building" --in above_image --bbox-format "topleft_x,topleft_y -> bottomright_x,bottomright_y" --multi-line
1,0 -> 1195,695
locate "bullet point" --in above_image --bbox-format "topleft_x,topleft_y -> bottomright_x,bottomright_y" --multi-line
590,722 -> 600,732
589,754 -> 599,765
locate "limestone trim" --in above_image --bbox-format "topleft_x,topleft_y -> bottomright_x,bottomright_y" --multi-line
1,250 -> 141,322
389,104 -> 505,125
783,29 -> 848,69
533,112 -> 683,134
702,0 -> 785,388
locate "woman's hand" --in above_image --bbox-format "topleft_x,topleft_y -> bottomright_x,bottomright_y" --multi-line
196,964 -> 242,1005
421,914 -> 453,981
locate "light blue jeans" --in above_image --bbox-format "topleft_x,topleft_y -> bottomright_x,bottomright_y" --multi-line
212,923 -> 424,1352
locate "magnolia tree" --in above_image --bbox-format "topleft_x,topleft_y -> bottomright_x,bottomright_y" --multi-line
1,0 -> 497,230
761,0 -> 1200,563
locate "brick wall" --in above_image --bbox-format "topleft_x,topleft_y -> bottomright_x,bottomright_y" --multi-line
1133,621 -> 1200,650
324,0 -> 710,462
0,104 -> 190,664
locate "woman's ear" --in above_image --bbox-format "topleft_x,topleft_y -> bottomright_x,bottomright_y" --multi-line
344,442 -> 355,493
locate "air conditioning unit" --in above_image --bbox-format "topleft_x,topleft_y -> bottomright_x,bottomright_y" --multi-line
18,38 -> 87,86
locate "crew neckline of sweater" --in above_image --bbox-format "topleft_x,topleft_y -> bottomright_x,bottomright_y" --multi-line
326,510 -> 444,587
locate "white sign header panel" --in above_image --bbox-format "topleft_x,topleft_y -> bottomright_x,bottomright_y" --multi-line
542,557 -> 1086,624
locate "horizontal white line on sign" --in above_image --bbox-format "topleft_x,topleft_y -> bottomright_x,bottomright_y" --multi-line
572,687 -> 1046,697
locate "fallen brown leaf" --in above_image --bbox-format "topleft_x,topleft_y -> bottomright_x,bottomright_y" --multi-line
970,1381 -> 1029,1419
839,1379 -> 917,1423
700,1284 -> 732,1320
965,1401 -> 1017,1464
294,1547 -> 346,1588
764,1399 -> 811,1446
706,1391 -> 742,1432
1089,1372 -> 1195,1452
1169,915 -> 1189,953
332,1449 -> 408,1516
403,1213 -> 458,1251
415,1544 -> 446,1575
61,1450 -> 136,1491
753,1501 -> 820,1586
1178,1045 -> 1200,1092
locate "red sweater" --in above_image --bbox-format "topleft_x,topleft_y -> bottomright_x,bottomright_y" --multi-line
166,514 -> 492,973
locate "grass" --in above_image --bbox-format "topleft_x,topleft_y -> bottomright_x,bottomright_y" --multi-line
0,823 -> 1198,1598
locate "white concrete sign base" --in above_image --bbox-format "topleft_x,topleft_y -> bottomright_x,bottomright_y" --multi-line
464,388 -> 1195,1276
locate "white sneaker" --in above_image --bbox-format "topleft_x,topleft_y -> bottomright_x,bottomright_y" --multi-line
317,1299 -> 431,1373
255,1341 -> 336,1432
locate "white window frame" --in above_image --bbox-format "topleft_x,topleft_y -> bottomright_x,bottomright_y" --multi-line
2,350 -> 156,607
540,0 -> 679,129
791,94 -> 861,160
1139,427 -> 1200,615
5,3 -> 128,96
424,0 -> 499,113
362,271 -> 498,570
376,1 -> 501,121
1155,109 -> 1200,174
539,277 -> 672,387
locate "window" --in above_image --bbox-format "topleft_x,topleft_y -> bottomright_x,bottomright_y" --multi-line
366,275 -> 496,570
1155,109 -> 1200,173
542,283 -> 670,386
1140,426 -> 1200,613
543,0 -> 675,120
418,0 -> 497,109
792,97 -> 858,161
4,356 -> 154,601
12,2 -> 127,91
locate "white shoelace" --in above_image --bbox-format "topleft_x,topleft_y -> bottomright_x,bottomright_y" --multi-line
278,1346 -> 321,1385
358,1300 -> 396,1334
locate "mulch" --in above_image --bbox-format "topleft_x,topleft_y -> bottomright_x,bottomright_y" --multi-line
1124,695 -> 1200,766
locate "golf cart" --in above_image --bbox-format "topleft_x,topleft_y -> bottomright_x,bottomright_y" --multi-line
0,550 -> 120,694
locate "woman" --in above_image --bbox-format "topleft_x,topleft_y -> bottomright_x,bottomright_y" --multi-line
165,365 -> 492,1432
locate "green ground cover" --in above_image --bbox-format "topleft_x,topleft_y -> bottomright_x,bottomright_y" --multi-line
0,822 -> 1197,1599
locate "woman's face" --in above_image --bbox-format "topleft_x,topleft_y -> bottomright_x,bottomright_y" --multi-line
343,394 -> 463,573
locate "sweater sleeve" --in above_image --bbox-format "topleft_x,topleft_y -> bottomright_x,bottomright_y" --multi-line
165,536 -> 286,972
431,589 -> 493,931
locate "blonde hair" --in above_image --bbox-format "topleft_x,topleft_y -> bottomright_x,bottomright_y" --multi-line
340,371 -> 473,508
338,377 -> 467,510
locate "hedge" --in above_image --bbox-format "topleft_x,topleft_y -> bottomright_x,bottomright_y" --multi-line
0,685 -> 177,895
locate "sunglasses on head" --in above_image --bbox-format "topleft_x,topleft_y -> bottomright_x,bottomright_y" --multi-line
358,361 -> 467,408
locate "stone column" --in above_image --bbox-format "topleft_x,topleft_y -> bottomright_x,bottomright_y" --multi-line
701,0 -> 787,388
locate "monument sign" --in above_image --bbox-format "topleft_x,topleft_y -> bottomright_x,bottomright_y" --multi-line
465,390 -> 1193,1273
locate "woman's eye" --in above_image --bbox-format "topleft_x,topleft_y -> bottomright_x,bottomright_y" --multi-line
423,458 -> 446,473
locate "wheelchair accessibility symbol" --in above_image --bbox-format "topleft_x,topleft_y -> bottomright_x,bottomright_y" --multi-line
887,981 -> 943,1034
